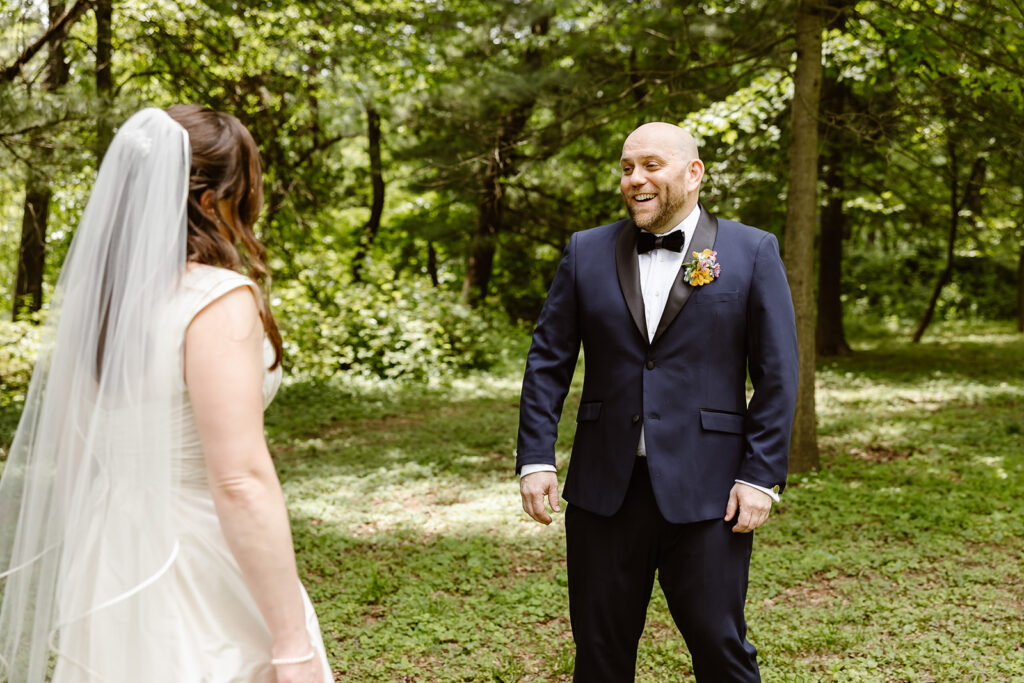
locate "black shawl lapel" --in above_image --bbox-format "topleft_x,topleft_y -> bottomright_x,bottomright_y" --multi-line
651,206 -> 719,347
615,219 -> 648,343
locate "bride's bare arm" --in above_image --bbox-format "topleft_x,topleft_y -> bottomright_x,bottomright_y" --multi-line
185,286 -> 319,679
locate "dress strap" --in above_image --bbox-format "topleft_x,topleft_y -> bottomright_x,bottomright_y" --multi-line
182,265 -> 260,327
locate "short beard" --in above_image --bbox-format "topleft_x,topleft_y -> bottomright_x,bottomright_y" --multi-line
627,191 -> 685,234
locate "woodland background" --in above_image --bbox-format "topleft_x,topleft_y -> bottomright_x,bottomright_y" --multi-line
1,1 -> 1023,680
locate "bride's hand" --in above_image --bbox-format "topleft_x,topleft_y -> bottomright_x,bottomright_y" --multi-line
273,656 -> 324,683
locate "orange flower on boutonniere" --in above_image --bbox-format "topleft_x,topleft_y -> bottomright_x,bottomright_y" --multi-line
683,249 -> 721,287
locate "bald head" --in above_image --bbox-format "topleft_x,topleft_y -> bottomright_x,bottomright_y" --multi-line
622,122 -> 699,163
619,122 -> 704,234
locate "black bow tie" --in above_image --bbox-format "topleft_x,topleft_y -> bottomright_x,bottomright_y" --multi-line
637,229 -> 685,254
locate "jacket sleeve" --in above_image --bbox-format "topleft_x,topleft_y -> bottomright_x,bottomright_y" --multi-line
515,233 -> 582,473
739,232 -> 799,493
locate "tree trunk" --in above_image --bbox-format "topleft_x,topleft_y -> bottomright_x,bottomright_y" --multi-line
628,47 -> 647,107
95,0 -> 114,161
816,175 -> 849,356
461,14 -> 549,307
911,238 -> 954,343
13,179 -> 50,318
816,82 -> 851,356
815,1 -> 853,357
912,148 -> 985,343
462,155 -> 502,305
1017,241 -> 1024,333
427,241 -> 439,287
783,0 -> 824,473
912,145 -> 958,344
12,1 -> 70,320
351,106 -> 385,283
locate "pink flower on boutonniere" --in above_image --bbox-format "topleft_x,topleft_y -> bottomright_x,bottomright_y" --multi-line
683,249 -> 721,287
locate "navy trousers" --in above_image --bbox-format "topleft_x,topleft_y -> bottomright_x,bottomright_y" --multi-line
566,457 -> 760,682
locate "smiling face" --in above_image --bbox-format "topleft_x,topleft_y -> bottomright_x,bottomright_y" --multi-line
620,123 -> 704,234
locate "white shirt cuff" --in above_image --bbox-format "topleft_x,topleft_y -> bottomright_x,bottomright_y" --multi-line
519,470 -> 777,502
520,464 -> 557,478
735,479 -> 779,503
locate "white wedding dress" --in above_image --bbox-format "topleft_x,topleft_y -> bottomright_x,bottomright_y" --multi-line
49,265 -> 332,682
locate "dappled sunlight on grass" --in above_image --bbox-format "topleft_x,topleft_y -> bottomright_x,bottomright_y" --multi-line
284,473 -> 557,540
448,373 -> 525,398
260,323 -> 1024,680
817,380 -> 1024,414
747,325 -> 1024,680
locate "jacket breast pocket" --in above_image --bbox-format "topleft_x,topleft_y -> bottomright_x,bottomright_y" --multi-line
577,401 -> 602,422
699,409 -> 744,434
693,289 -> 740,305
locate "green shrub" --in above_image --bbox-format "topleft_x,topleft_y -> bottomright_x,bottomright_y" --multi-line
274,277 -> 524,381
0,278 -> 523,394
0,318 -> 41,403
843,245 -> 1017,322
0,318 -> 41,457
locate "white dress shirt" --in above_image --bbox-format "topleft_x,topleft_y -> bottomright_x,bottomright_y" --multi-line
521,205 -> 778,503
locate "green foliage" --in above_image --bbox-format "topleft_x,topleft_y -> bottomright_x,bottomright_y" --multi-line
0,317 -> 40,402
5,0 -> 1024,335
844,244 -> 1020,322
0,316 -> 42,461
275,275 -> 523,381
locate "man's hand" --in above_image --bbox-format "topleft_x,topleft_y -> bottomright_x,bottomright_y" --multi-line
723,483 -> 772,533
520,471 -> 561,524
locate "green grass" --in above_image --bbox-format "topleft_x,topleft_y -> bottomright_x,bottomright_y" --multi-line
2,323 -> 1023,680
259,322 -> 1024,681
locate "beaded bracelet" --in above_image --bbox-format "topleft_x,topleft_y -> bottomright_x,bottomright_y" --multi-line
271,650 -> 315,665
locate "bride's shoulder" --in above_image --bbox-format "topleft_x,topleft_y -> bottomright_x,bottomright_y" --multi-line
180,264 -> 259,322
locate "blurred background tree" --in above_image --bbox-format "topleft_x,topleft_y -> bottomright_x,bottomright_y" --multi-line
2,0 -> 1023,470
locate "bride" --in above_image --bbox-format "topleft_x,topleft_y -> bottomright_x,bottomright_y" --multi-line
0,106 -> 331,682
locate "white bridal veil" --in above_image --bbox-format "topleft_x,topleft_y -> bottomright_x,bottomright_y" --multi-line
0,108 -> 191,681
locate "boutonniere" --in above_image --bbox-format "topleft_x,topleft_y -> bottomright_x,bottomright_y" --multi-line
683,249 -> 721,286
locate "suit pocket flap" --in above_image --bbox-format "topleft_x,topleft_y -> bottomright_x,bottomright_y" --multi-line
694,289 -> 740,304
700,409 -> 744,434
577,401 -> 602,422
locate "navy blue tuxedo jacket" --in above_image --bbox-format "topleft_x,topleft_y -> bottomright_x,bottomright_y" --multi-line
516,208 -> 799,524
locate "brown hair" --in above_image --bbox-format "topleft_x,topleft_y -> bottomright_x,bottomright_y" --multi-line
166,104 -> 282,369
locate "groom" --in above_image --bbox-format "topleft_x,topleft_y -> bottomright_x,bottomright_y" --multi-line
516,122 -> 798,682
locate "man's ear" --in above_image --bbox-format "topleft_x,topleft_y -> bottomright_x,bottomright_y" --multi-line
688,159 -> 705,191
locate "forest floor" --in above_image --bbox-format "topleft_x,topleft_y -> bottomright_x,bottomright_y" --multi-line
2,321 -> 1023,681
264,321 -> 1024,682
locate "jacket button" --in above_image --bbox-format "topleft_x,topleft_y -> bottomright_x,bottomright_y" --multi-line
646,360 -> 655,370
631,414 -> 640,424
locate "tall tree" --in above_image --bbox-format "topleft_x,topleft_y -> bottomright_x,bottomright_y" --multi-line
12,2 -> 70,320
94,0 -> 113,160
912,147 -> 986,342
460,13 -> 550,306
815,0 -> 855,356
351,105 -> 385,283
783,0 -> 823,472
